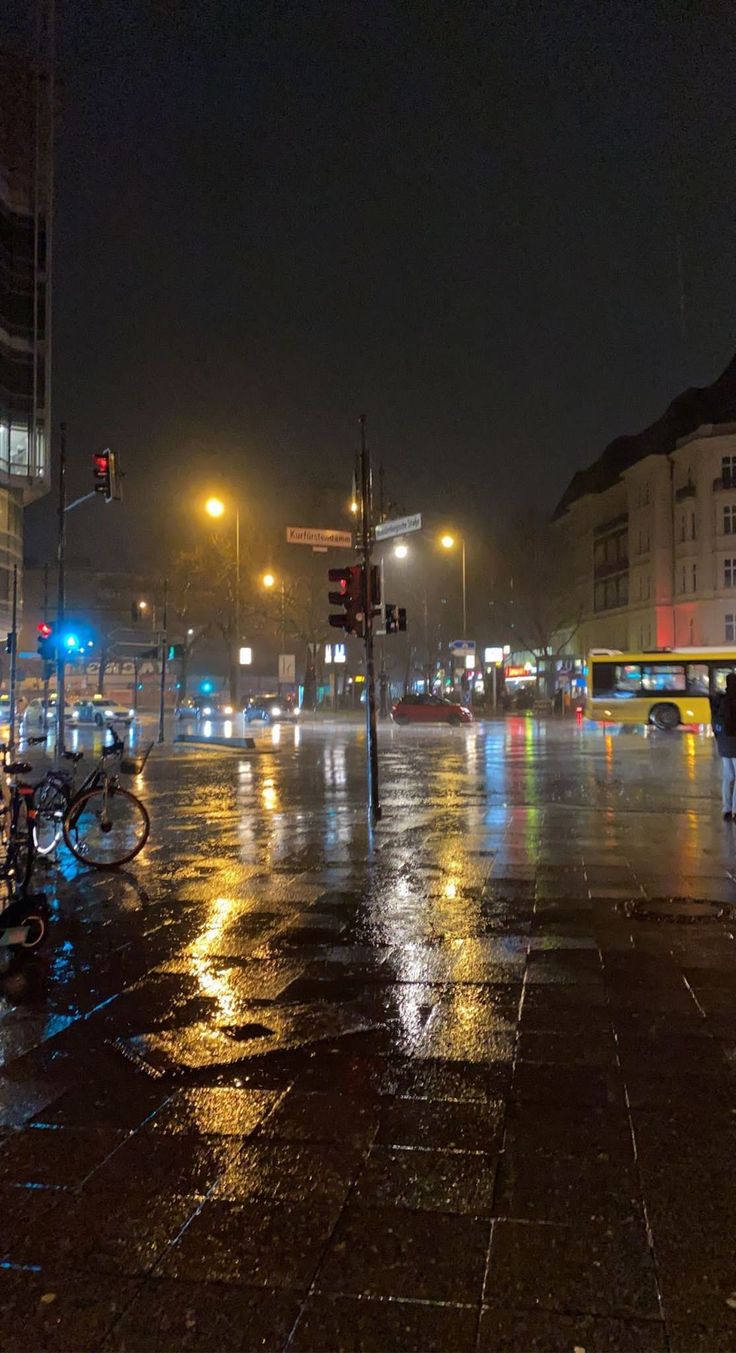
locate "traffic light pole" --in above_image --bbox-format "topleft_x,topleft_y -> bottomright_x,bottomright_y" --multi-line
56,422 -> 67,755
8,565 -> 17,751
158,577 -> 168,744
359,416 -> 381,824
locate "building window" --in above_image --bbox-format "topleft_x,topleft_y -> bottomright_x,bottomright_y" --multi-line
691,511 -> 696,539
681,566 -> 686,593
724,505 -> 736,535
680,516 -> 686,542
727,614 -> 735,643
692,563 -> 697,592
723,456 -> 736,488
726,560 -> 736,588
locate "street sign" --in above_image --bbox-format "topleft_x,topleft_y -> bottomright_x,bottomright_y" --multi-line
287,526 -> 353,549
484,646 -> 505,664
278,653 -> 296,683
450,639 -> 475,655
324,644 -> 346,665
239,647 -> 253,666
374,512 -> 422,542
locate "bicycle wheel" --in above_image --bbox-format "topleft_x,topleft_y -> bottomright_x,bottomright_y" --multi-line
63,785 -> 150,868
33,779 -> 69,856
9,796 -> 33,894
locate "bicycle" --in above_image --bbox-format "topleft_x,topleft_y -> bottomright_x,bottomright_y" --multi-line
0,740 -> 48,949
33,727 -> 153,870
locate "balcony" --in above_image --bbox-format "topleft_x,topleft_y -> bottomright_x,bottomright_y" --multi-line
713,476 -> 736,492
675,481 -> 696,501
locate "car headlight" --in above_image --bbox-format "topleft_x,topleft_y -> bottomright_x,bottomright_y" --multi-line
293,708 -> 300,716
72,711 -> 79,720
223,705 -> 233,715
104,709 -> 114,717
271,706 -> 281,717
202,706 -> 212,716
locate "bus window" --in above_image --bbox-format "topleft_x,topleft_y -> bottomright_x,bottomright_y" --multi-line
642,664 -> 686,692
712,666 -> 736,694
591,662 -> 615,695
686,663 -> 709,695
616,664 -> 643,695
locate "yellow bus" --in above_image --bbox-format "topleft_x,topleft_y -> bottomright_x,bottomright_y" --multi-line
586,648 -> 736,731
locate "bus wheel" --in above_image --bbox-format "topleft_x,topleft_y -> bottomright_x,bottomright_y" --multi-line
651,703 -> 680,731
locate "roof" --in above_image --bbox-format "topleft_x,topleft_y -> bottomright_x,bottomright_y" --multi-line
553,351 -> 736,520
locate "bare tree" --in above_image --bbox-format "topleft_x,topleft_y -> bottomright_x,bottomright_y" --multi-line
499,511 -> 582,697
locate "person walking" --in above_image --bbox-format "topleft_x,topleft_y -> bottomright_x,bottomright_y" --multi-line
711,672 -> 736,820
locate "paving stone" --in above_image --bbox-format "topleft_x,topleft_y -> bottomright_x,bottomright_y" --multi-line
158,1199 -> 340,1289
485,1218 -> 661,1319
145,1086 -> 282,1136
291,1293 -> 477,1351
377,1096 -> 504,1151
478,1306 -> 667,1351
315,1204 -> 489,1302
104,1278 -> 301,1351
355,1144 -> 497,1214
259,1089 -> 380,1146
213,1140 -> 363,1206
0,1269 -> 138,1353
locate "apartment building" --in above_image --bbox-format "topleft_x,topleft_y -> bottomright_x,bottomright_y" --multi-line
552,353 -> 736,655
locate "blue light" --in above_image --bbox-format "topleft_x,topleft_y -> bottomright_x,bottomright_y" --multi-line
65,634 -> 79,650
200,680 -> 214,694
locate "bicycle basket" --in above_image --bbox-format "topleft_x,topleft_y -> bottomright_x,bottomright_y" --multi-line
120,742 -> 154,776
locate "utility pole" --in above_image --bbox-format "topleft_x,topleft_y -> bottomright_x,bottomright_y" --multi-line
56,421 -> 67,754
158,577 -> 168,744
359,415 -> 380,823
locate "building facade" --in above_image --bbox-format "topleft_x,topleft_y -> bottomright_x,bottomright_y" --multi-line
0,39 -> 53,628
553,355 -> 736,656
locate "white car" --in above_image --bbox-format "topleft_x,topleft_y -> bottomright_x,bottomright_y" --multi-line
71,698 -> 135,727
23,697 -> 74,732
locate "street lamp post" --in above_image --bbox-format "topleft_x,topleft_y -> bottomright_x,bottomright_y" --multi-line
205,496 -> 241,703
262,572 -> 286,693
440,532 -> 467,636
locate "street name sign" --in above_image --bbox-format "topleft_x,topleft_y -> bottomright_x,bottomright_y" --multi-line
286,526 -> 353,548
450,639 -> 475,655
374,512 -> 422,542
278,654 -> 296,683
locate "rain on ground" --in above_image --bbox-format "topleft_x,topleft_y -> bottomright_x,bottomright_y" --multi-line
1,716 -> 735,1353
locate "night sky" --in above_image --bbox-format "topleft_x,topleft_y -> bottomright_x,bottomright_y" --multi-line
16,0 -> 736,573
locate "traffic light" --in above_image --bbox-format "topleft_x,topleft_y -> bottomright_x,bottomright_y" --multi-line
37,621 -> 55,660
328,565 -> 364,636
5,633 -> 14,655
92,448 -> 120,502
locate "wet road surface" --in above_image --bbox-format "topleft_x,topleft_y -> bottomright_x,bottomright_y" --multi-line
1,716 -> 736,1351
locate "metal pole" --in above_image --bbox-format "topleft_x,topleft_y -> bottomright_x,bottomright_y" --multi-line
461,538 -> 467,637
492,663 -> 497,712
8,565 -> 18,750
234,507 -> 241,704
360,415 -> 380,823
277,579 -> 285,696
157,577 -> 168,743
56,421 -> 67,754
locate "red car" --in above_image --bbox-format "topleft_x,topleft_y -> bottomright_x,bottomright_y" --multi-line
391,694 -> 473,726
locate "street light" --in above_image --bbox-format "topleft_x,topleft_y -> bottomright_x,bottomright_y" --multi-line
393,542 -> 409,559
261,571 -> 287,692
440,531 -> 467,637
203,495 -> 241,701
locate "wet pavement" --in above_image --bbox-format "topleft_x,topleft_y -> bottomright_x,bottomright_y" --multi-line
1,716 -> 736,1351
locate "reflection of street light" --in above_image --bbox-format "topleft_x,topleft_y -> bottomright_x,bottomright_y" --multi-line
394,542 -> 408,559
439,531 -> 467,636
349,497 -> 358,516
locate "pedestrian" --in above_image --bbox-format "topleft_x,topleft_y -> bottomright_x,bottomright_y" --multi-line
711,672 -> 736,821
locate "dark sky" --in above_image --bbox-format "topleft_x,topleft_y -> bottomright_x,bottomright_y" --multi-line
18,0 -> 736,571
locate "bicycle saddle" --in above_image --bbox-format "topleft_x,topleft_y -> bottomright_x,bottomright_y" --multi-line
62,751 -> 84,764
5,761 -> 32,775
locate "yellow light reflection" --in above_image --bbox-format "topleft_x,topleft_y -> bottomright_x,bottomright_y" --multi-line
261,779 -> 278,811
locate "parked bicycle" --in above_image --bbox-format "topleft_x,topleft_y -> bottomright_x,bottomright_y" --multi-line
0,738 -> 48,948
33,727 -> 152,870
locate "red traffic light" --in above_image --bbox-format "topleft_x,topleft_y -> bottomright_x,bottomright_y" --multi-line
37,621 -> 52,639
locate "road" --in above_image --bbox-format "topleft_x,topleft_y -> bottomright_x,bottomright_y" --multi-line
1,716 -> 735,1351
